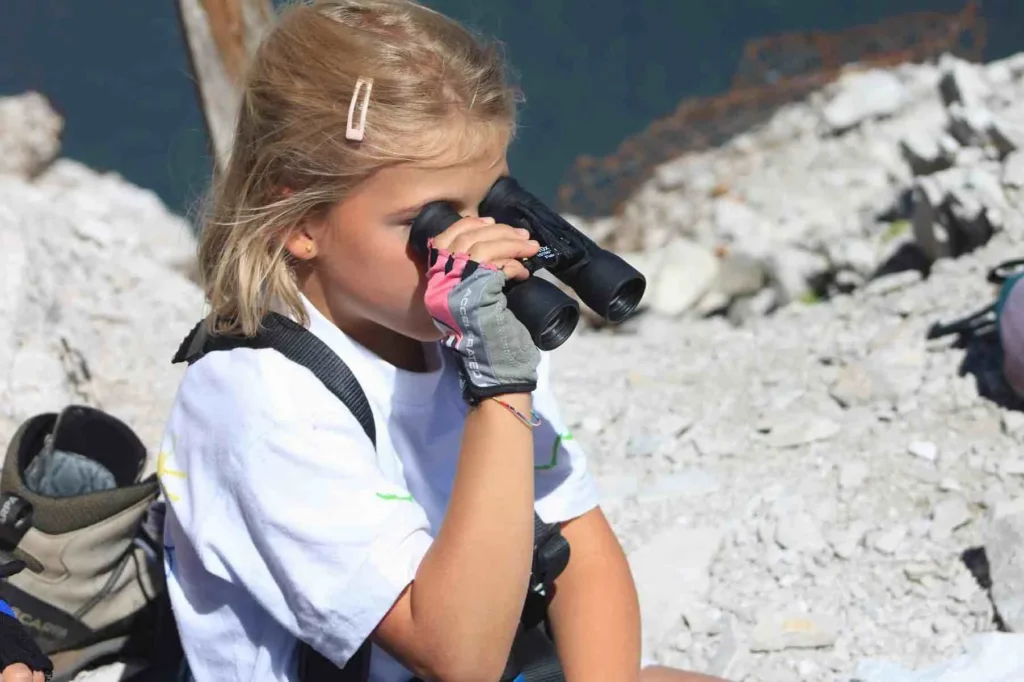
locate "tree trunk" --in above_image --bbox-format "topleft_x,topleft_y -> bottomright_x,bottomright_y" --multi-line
176,0 -> 274,175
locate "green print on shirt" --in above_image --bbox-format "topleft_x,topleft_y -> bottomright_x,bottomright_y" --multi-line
536,431 -> 573,471
376,492 -> 414,502
374,431 -> 575,502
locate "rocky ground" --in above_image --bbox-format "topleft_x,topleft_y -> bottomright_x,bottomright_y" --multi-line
548,53 -> 1024,681
555,235 -> 1024,680
3,50 -> 1024,682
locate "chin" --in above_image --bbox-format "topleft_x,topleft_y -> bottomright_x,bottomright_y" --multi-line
403,319 -> 444,343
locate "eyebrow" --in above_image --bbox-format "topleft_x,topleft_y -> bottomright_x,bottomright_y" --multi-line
386,198 -> 459,220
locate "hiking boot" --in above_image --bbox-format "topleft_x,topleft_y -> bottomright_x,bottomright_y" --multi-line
0,405 -> 166,682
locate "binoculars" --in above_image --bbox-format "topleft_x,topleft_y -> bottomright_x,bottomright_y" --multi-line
409,176 -> 646,351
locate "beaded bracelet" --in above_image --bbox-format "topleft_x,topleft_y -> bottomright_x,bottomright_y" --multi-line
489,396 -> 543,429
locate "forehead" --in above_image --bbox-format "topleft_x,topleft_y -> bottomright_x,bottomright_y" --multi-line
359,123 -> 511,211
412,119 -> 511,171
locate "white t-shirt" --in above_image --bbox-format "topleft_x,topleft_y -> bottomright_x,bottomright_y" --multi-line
158,296 -> 599,682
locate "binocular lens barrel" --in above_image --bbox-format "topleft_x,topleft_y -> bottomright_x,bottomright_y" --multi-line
504,277 -> 580,351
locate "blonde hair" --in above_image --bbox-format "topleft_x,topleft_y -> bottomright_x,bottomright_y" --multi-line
197,0 -> 521,336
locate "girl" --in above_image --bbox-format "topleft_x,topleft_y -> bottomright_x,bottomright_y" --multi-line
160,1 -> 725,681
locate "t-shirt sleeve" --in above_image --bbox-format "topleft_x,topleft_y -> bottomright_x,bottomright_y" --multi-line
172,350 -> 433,669
530,350 -> 600,524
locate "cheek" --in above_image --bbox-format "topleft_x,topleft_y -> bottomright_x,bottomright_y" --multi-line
343,231 -> 428,297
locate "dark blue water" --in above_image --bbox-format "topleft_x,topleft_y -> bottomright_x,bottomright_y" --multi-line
1,1 -> 1022,218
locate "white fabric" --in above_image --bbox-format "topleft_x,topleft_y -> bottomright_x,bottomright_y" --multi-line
158,297 -> 599,682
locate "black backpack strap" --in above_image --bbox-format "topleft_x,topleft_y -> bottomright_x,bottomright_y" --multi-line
988,258 -> 1024,285
173,314 -> 376,447
174,314 -> 568,682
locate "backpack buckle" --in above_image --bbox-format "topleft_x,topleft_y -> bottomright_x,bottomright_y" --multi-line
0,494 -> 32,550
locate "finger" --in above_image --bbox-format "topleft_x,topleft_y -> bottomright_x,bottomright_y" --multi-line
34,673 -> 44,682
497,260 -> 531,281
430,216 -> 495,250
467,239 -> 540,265
1,663 -> 35,682
447,225 -> 530,255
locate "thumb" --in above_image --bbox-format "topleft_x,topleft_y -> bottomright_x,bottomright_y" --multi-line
1,662 -> 36,682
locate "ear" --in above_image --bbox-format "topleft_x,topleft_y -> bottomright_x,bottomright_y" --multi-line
284,226 -> 318,261
275,187 -> 319,261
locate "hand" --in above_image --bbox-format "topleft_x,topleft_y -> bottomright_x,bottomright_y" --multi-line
1,562 -> 54,682
424,216 -> 542,404
1,663 -> 45,682
428,216 -> 538,280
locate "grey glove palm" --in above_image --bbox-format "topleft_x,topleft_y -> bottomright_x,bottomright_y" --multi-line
423,243 -> 541,404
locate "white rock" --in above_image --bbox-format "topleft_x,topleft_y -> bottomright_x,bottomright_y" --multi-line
900,128 -> 954,175
828,523 -> 867,560
680,602 -> 721,635
1003,151 -> 1024,189
838,460 -> 870,491
593,473 -> 640,503
637,470 -> 720,502
938,477 -> 962,492
947,103 -> 994,147
863,270 -> 922,297
750,611 -> 840,652
712,198 -> 775,258
911,176 -> 955,262
830,362 -> 896,408
870,525 -> 908,555
929,496 -> 972,541
670,629 -> 693,652
0,92 -> 63,178
1003,459 -> 1024,477
707,617 -> 748,680
991,498 -> 1024,523
939,55 -> 993,110
764,247 -> 828,305
646,238 -> 719,317
727,287 -> 777,325
628,525 -> 722,657
775,512 -> 827,554
626,433 -> 663,458
655,412 -> 696,438
822,69 -> 908,132
908,440 -> 939,462
989,115 -> 1024,156
762,415 -> 841,449
714,250 -> 766,298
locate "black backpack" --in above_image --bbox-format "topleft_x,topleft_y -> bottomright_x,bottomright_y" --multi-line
172,313 -> 569,681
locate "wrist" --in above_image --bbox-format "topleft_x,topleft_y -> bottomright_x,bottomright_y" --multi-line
488,392 -> 532,411
473,393 -> 539,430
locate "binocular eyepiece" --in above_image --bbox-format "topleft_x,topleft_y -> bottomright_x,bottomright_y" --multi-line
409,176 -> 646,351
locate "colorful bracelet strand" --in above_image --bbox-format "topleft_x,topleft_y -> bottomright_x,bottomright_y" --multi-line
489,396 -> 542,429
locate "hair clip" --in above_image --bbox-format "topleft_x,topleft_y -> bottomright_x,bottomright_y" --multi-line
346,77 -> 374,142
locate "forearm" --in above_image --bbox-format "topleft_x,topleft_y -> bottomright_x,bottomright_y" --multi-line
412,393 -> 536,678
547,508 -> 642,682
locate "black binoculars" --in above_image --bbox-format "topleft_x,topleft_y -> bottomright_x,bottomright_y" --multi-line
409,176 -> 646,351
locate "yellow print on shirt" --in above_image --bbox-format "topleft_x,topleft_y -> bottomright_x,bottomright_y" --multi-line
157,435 -> 187,502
